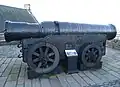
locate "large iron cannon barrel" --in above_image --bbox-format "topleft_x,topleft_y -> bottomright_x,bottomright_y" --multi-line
4,21 -> 117,42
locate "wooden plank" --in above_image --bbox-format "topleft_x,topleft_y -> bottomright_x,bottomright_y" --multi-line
17,84 -> 24,87
102,66 -> 111,71
57,74 -> 70,87
3,58 -> 12,64
78,71 -> 86,77
19,67 -> 25,77
108,70 -> 120,79
25,80 -> 32,87
11,68 -> 20,74
17,77 -> 24,85
103,64 -> 120,72
4,81 -> 17,87
2,66 -> 12,77
7,74 -> 19,81
83,71 -> 104,84
2,59 -> 16,77
49,76 -> 62,87
0,64 -> 9,73
103,73 -> 118,82
11,58 -> 17,62
24,67 -> 32,87
65,74 -> 80,87
90,70 -> 109,82
78,72 -> 95,85
13,64 -> 21,69
95,69 -> 108,75
32,78 -> 41,87
72,73 -> 88,87
14,59 -> 22,65
0,77 -> 7,87
0,58 -> 7,66
40,78 -> 52,87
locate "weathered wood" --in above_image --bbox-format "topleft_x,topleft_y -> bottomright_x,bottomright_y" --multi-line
83,71 -> 104,84
107,70 -> 120,79
17,77 -> 24,85
4,81 -> 17,87
72,73 -> 88,87
16,84 -> 24,87
4,58 -> 12,64
0,64 -> 9,73
49,76 -> 62,87
2,58 -> 16,77
78,72 -> 95,85
78,71 -> 86,77
90,70 -> 109,82
0,77 -> 7,87
40,78 -> 51,87
95,69 -> 108,75
13,64 -> 21,69
0,58 -> 7,66
103,73 -> 118,81
25,80 -> 32,87
102,66 -> 111,71
2,66 -> 12,77
57,74 -> 70,87
103,63 -> 120,72
14,59 -> 21,65
65,74 -> 80,87
11,68 -> 20,74
19,67 -> 25,77
7,74 -> 19,81
32,78 -> 41,87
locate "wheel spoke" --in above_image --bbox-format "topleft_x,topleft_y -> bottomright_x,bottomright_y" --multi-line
46,64 -> 49,68
48,58 -> 54,63
88,49 -> 91,52
48,52 -> 55,57
86,57 -> 89,60
94,50 -> 98,53
91,48 -> 94,52
45,47 -> 49,56
39,48 -> 43,56
33,52 -> 40,57
33,58 -> 39,63
37,62 -> 42,68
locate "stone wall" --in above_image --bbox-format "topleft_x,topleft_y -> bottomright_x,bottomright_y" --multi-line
0,43 -> 20,58
106,39 -> 120,50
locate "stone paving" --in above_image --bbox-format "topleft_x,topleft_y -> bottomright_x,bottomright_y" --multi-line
0,47 -> 120,87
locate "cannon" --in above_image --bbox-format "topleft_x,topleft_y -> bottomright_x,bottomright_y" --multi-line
4,20 -> 117,79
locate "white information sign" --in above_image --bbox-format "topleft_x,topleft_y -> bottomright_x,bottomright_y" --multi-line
65,49 -> 78,57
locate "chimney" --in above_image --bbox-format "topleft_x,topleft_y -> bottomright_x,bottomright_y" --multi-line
24,4 -> 31,11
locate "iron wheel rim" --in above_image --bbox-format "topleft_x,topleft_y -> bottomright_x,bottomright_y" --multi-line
81,44 -> 102,67
27,42 -> 60,73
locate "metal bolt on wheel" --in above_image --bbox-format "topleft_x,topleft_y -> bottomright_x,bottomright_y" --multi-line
27,42 -> 60,74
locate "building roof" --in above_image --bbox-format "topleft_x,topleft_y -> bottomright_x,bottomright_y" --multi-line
0,5 -> 37,32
